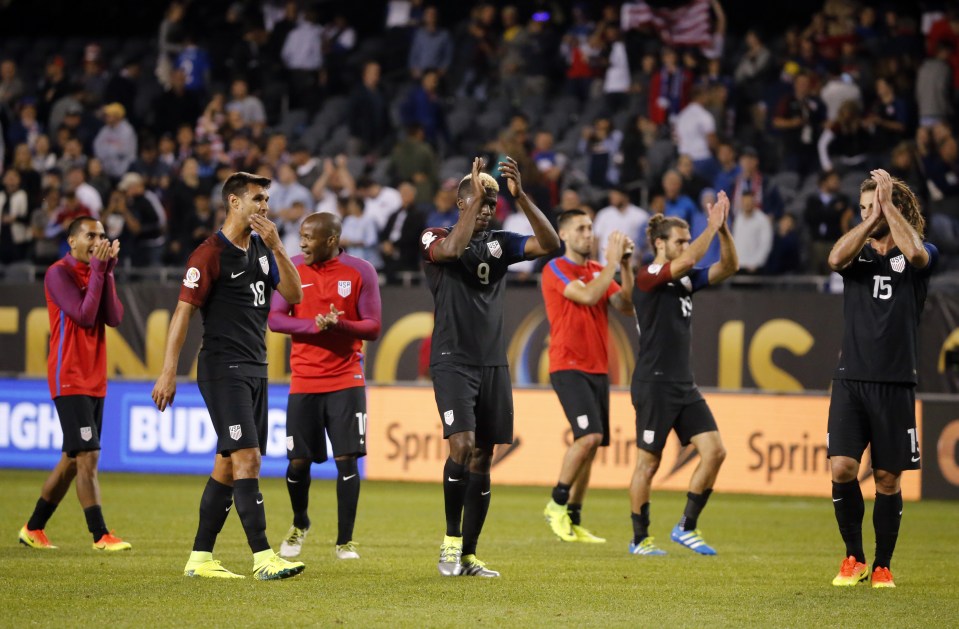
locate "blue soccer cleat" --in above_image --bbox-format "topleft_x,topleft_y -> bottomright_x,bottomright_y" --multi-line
628,537 -> 667,556
670,524 -> 717,555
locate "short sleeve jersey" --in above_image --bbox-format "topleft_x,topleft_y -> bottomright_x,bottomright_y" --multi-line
631,261 -> 710,382
421,227 -> 530,366
834,242 -> 938,384
542,257 -> 621,374
179,231 -> 280,380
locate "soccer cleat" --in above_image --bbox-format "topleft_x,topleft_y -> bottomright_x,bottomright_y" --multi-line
92,531 -> 132,551
831,556 -> 870,586
438,535 -> 463,576
543,500 -> 577,542
279,526 -> 309,558
670,525 -> 716,555
19,525 -> 57,550
628,537 -> 667,556
184,558 -> 245,579
335,541 -> 360,560
571,524 -> 606,543
252,550 -> 305,581
871,566 -> 896,588
460,554 -> 500,577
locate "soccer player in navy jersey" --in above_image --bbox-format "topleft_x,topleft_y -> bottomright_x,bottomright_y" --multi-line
152,172 -> 305,580
422,157 -> 559,577
826,170 -> 937,589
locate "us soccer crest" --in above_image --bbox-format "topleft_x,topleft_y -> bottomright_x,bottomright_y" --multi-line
259,255 -> 269,274
486,240 -> 503,258
444,410 -> 455,426
338,280 -> 352,297
891,254 -> 905,273
80,427 -> 92,442
287,436 -> 294,451
229,424 -> 242,440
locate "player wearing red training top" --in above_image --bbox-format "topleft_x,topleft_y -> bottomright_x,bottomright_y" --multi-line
541,210 -> 635,543
268,212 -> 382,561
19,217 -> 131,552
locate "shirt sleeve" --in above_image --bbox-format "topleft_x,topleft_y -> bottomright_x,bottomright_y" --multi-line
606,277 -> 622,299
267,289 -> 318,336
420,227 -> 448,263
688,267 -> 711,292
45,260 -> 107,329
634,262 -> 674,292
266,248 -> 281,288
178,242 -> 220,307
100,270 -> 124,327
331,259 -> 383,341
919,242 -> 939,276
504,231 -> 532,265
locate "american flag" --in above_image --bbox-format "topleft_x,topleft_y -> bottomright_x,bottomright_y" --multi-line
621,0 -> 714,48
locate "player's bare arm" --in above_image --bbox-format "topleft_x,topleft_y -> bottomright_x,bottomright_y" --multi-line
610,236 -> 635,315
671,190 -> 726,279
431,157 -> 487,262
498,156 -> 560,257
151,300 -> 199,411
827,188 -> 885,271
252,213 -> 303,305
872,169 -> 929,268
708,195 -> 739,285
564,231 -> 627,306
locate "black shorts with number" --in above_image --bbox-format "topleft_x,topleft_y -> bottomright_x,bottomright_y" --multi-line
55,395 -> 104,457
198,376 -> 268,456
631,380 -> 717,452
550,370 -> 610,446
431,363 -> 514,447
286,388 -> 367,463
827,379 -> 920,472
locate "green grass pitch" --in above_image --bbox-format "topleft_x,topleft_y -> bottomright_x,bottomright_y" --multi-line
2,469 -> 957,627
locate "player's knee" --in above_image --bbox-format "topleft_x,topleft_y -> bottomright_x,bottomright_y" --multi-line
448,433 -> 475,463
231,449 -> 262,478
289,458 -> 311,472
580,433 -> 603,451
830,457 -> 858,482
873,470 -> 901,494
709,444 -> 727,467
74,450 -> 99,474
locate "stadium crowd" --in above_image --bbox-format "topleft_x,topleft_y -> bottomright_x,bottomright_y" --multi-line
1,0 -> 957,279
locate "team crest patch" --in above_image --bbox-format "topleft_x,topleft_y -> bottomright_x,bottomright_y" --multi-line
576,414 -> 589,430
338,280 -> 352,297
421,231 -> 438,250
183,266 -> 200,289
486,240 -> 503,258
444,410 -> 455,426
647,264 -> 663,275
80,427 -> 92,442
890,255 -> 905,273
643,430 -> 655,444
680,276 -> 693,291
229,424 -> 242,440
286,436 -> 294,451
259,255 -> 269,275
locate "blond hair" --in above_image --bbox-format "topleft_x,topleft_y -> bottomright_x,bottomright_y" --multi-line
457,172 -> 499,199
860,176 -> 925,238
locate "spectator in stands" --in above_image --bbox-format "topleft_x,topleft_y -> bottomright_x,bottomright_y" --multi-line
0,168 -> 32,264
348,61 -> 392,158
289,144 -> 321,190
561,8 -> 600,103
391,124 -> 438,205
282,6 -> 324,113
803,169 -> 852,274
103,59 -> 141,126
649,47 -> 691,125
0,59 -> 24,109
93,102 -> 137,180
424,180 -> 458,230
675,154 -> 710,203
734,30 -> 772,113
731,190 -> 773,275
593,186 -> 648,264
313,155 -> 356,215
865,77 -> 909,157
226,79 -> 266,138
29,187 -> 61,264
532,130 -> 566,209
818,100 -> 870,173
400,70 -> 448,149
166,156 -> 201,263
58,139 -> 89,178
270,163 -> 314,248
452,2 -> 497,101
916,41 -> 954,128
176,32 -> 211,94
357,176 -> 402,232
130,138 -> 173,192
772,71 -> 825,177
409,5 -> 453,80
260,133 -> 289,172
675,85 -> 718,181
156,0 -> 186,87
499,5 -> 526,105
600,22 -> 630,114
338,195 -> 382,270
31,135 -> 57,174
66,167 -> 103,217
7,99 -> 42,154
322,12 -> 357,91
925,8 -> 959,91
579,116 -> 623,188
11,143 -> 41,207
712,142 -> 739,196
501,203 -> 537,280
38,56 -> 70,129
762,213 -> 803,274
380,181 -> 427,282
112,172 -> 166,267
731,146 -> 782,219
820,69 -> 862,124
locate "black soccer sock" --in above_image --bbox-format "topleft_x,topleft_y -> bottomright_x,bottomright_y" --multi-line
551,482 -> 571,506
873,491 -> 903,570
832,479 -> 866,563
233,478 -> 270,553
27,497 -> 58,531
193,476 -> 234,553
335,458 -> 361,545
83,505 -> 109,541
462,473 -> 491,556
567,503 -> 582,526
286,462 -> 312,530
679,488 -> 713,531
443,458 -> 468,537
631,503 -> 651,544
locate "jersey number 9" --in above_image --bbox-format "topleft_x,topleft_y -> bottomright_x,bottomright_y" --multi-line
477,262 -> 490,285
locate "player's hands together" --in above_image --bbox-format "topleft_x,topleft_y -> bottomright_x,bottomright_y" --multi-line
469,156 -> 485,200
498,156 -> 523,197
605,231 -> 627,266
622,236 -> 636,262
152,373 -> 177,412
315,303 -> 345,331
707,190 -> 729,231
251,213 -> 282,251
871,169 -> 895,216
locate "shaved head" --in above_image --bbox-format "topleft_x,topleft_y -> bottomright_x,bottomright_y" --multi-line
304,211 -> 342,238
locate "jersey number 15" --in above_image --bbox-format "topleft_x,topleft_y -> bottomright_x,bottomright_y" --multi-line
872,275 -> 892,300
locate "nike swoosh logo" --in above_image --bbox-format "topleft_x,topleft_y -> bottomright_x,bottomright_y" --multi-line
256,498 -> 264,504
911,455 -> 920,462
231,270 -> 246,278
301,283 -> 313,288
481,490 -> 491,496
857,257 -> 872,263
287,478 -> 299,484
447,477 -> 461,482
832,498 -> 842,502
225,504 -> 232,512
342,474 -> 357,481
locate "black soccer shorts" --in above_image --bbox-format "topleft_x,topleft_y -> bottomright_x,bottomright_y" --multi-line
430,363 -> 514,447
631,380 -> 718,453
54,395 -> 104,457
198,376 -> 268,456
550,370 -> 610,446
827,379 -> 920,472
286,388 -> 368,463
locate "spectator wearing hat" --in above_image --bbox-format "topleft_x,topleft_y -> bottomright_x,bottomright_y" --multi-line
93,103 -> 138,180
107,172 -> 166,267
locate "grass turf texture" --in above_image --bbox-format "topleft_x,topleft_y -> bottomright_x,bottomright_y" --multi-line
2,470 -> 957,628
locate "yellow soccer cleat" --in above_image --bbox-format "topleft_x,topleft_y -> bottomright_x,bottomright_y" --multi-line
184,552 -> 245,579
831,555 -> 869,586
543,500 -> 576,542
571,524 -> 606,543
92,531 -> 132,551
871,566 -> 896,588
252,550 -> 305,581
19,525 -> 57,550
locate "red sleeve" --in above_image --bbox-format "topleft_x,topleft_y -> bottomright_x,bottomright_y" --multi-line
634,261 -> 674,291
420,227 -> 449,263
606,277 -> 622,300
178,240 -> 220,307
